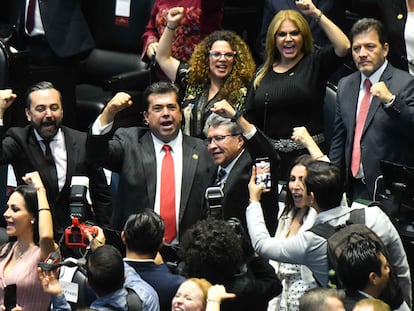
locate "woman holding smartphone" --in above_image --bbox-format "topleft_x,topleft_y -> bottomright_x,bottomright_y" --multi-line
0,172 -> 58,311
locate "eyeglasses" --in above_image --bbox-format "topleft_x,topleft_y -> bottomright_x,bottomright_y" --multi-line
209,51 -> 237,60
276,30 -> 301,38
205,133 -> 241,145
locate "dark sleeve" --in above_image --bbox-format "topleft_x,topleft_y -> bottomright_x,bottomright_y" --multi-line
234,255 -> 282,301
86,128 -> 124,173
87,163 -> 112,226
328,78 -> 347,169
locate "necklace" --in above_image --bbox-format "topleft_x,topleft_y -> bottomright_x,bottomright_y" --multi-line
13,243 -> 34,261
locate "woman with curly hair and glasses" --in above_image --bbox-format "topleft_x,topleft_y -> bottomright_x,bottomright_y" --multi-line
156,7 -> 256,138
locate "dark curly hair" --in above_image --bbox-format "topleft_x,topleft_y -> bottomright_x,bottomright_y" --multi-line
178,219 -> 244,284
188,30 -> 255,106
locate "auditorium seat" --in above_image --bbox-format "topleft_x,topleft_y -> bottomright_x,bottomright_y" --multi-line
76,0 -> 154,131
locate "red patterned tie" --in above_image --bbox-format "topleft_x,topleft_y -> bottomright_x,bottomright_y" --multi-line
160,145 -> 176,243
351,79 -> 372,177
26,0 -> 36,33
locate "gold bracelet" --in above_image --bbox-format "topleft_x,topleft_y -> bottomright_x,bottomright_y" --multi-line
166,24 -> 176,31
315,154 -> 326,160
38,208 -> 51,212
314,10 -> 323,23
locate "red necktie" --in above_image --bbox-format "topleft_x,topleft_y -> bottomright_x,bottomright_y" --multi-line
26,0 -> 36,33
351,79 -> 372,177
160,145 -> 176,243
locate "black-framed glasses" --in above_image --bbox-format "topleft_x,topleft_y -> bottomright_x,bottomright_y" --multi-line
208,51 -> 237,60
275,30 -> 301,38
205,133 -> 241,145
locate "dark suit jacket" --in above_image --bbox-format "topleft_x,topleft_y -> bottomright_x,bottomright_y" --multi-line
329,63 -> 414,199
348,0 -> 409,72
343,290 -> 367,311
87,128 -> 215,236
125,260 -> 185,311
0,125 -> 111,233
209,129 -> 280,235
5,0 -> 94,58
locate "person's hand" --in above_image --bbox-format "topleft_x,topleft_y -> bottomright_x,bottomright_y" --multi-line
370,81 -> 394,104
0,305 -> 22,311
207,285 -> 236,304
291,126 -> 313,147
146,42 -> 159,59
0,89 -> 17,116
22,171 -> 45,192
248,166 -> 269,202
211,100 -> 236,119
165,7 -> 184,29
84,226 -> 106,251
37,267 -> 62,296
101,92 -> 132,125
296,0 -> 318,17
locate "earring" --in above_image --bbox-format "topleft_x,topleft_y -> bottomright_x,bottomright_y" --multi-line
30,219 -> 35,224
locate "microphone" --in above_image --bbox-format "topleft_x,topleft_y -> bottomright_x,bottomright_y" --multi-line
263,93 -> 269,134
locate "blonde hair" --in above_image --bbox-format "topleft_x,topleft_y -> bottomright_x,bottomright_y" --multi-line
354,298 -> 391,311
185,278 -> 213,309
254,9 -> 314,89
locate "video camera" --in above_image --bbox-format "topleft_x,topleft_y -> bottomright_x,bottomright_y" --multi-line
64,177 -> 97,248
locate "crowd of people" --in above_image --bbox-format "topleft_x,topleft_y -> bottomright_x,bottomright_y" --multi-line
0,0 -> 414,310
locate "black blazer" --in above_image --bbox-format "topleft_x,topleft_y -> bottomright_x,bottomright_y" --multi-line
5,0 -> 94,58
0,125 -> 112,233
87,128 -> 215,237
329,63 -> 414,198
209,129 -> 280,235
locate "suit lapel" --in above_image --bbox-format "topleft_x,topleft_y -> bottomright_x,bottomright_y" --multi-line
28,129 -> 59,198
362,64 -> 393,135
349,75 -> 360,133
139,132 -> 157,208
62,127 -> 77,188
222,150 -> 251,192
179,136 -> 199,223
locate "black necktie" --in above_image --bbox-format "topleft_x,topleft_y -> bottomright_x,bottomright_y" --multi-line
215,168 -> 227,187
42,139 -> 59,196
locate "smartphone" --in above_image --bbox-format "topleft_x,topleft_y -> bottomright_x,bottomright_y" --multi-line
4,284 -> 16,311
255,157 -> 271,189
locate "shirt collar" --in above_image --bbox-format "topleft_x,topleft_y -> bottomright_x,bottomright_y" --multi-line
33,127 -> 63,143
151,130 -> 182,153
360,59 -> 388,87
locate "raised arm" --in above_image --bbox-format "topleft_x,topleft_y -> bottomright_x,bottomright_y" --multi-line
155,7 -> 183,82
296,0 -> 350,57
22,171 -> 57,261
291,126 -> 328,161
0,89 -> 17,120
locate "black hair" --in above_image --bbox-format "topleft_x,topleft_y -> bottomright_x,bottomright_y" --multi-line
25,81 -> 62,109
0,185 -> 40,258
350,18 -> 387,45
142,81 -> 181,112
304,161 -> 344,211
178,219 -> 244,284
337,239 -> 383,291
123,209 -> 164,258
87,245 -> 125,296
283,154 -> 314,216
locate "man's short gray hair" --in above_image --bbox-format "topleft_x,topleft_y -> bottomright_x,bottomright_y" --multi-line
203,113 -> 242,136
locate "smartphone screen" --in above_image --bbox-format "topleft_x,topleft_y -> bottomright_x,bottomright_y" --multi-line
4,284 -> 16,311
255,157 -> 271,189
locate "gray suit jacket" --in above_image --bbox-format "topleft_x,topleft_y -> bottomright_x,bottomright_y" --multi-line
329,63 -> 414,199
87,127 -> 215,235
